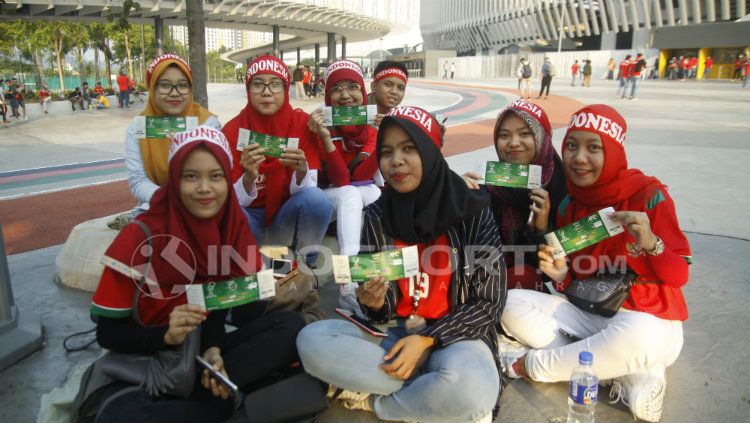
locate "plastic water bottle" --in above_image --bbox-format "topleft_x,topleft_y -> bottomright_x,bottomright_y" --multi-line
567,351 -> 598,423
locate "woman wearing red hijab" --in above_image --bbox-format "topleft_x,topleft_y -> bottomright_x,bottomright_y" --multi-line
499,105 -> 691,422
90,127 -> 304,423
307,60 -> 382,316
222,55 -> 332,267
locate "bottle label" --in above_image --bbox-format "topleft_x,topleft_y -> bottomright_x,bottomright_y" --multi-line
569,381 -> 598,405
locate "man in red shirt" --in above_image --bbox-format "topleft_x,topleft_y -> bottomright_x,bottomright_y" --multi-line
570,60 -> 579,86
687,56 -> 698,79
628,53 -> 646,100
616,55 -> 631,99
733,55 -> 745,81
116,69 -> 130,108
702,56 -> 714,80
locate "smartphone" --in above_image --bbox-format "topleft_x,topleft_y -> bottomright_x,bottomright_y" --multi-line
195,355 -> 242,408
271,258 -> 292,278
335,308 -> 388,338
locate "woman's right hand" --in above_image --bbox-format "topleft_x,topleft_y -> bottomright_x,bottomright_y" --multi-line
538,244 -> 569,283
462,172 -> 482,190
307,109 -> 334,152
355,276 -> 388,312
164,304 -> 206,346
240,143 -> 265,185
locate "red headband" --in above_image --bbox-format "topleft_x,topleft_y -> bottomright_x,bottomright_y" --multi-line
387,106 -> 441,148
245,55 -> 290,86
374,67 -> 407,83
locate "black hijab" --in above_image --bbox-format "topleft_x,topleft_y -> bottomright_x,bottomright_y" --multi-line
377,117 -> 489,244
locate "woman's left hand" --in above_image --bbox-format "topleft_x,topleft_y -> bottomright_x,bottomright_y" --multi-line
610,211 -> 658,251
201,347 -> 231,400
279,148 -> 308,173
529,188 -> 551,232
380,335 -> 434,380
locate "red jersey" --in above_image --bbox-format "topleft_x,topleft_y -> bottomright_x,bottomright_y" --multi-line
117,74 -> 129,91
38,89 -> 50,100
705,57 -> 713,68
687,57 -> 698,70
394,235 -> 452,320
571,63 -> 580,75
618,60 -> 631,79
93,86 -> 104,96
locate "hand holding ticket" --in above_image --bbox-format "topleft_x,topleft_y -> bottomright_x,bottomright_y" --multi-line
544,207 -> 624,259
476,161 -> 542,189
332,246 -> 419,284
322,105 -> 378,126
186,269 -> 276,311
237,128 -> 299,157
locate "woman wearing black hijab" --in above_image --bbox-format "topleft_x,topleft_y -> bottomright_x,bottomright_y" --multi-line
297,106 -> 507,423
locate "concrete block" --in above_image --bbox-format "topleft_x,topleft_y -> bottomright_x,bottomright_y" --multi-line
54,213 -> 125,292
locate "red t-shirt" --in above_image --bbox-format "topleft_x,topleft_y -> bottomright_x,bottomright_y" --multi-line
619,60 -> 630,79
705,57 -> 714,68
38,90 -> 50,100
394,235 -> 452,320
93,86 -> 104,96
629,58 -> 644,77
117,75 -> 129,92
571,63 -> 580,75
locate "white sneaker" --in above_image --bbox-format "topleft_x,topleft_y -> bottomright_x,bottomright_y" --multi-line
609,372 -> 666,422
498,350 -> 527,379
327,385 -> 372,411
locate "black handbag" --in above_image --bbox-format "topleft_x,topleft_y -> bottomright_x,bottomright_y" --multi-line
564,268 -> 638,317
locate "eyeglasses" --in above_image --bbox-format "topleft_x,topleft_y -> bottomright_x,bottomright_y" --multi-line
329,83 -> 362,96
248,80 -> 286,94
156,82 -> 192,95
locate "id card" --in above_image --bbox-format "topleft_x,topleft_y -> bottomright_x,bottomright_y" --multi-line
322,105 -> 378,126
236,128 -> 299,157
132,116 -> 198,138
185,269 -> 275,311
332,246 -> 419,284
544,207 -> 624,259
477,161 -> 542,189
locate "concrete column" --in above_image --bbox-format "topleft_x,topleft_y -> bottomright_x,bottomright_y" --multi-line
296,47 -> 301,64
314,43 -> 320,78
272,25 -> 280,57
327,32 -> 336,63
341,36 -> 347,59
154,17 -> 164,55
631,28 -> 651,51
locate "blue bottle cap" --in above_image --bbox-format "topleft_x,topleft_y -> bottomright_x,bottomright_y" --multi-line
579,351 -> 593,365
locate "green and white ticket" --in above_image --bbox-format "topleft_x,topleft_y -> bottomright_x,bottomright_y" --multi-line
132,116 -> 198,138
544,207 -> 624,259
236,128 -> 299,158
185,269 -> 276,311
477,161 -> 542,189
322,105 -> 378,126
332,246 -> 419,284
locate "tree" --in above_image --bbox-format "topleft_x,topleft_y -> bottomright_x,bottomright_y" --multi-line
68,23 -> 90,86
88,23 -> 115,88
49,22 -> 73,91
110,0 -> 141,79
186,0 -> 209,107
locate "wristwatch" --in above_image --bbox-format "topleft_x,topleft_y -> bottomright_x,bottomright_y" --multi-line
645,236 -> 665,256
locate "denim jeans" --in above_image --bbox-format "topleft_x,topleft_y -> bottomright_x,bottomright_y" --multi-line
617,77 -> 629,98
242,186 -> 332,266
629,76 -> 639,98
297,319 -> 499,423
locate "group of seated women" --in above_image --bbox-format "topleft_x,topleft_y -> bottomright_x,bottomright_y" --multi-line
87,53 -> 691,423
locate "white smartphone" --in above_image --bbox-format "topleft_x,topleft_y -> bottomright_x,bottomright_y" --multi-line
195,355 -> 242,408
335,308 -> 388,338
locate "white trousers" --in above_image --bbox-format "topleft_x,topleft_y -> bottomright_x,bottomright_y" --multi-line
501,289 -> 683,382
324,184 -> 381,256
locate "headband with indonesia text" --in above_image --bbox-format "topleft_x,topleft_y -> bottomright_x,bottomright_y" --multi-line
169,125 -> 233,165
566,105 -> 627,148
387,106 -> 441,148
245,55 -> 290,86
374,67 -> 408,83
147,53 -> 192,86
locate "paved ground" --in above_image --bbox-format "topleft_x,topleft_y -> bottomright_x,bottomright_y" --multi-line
1,76 -> 749,423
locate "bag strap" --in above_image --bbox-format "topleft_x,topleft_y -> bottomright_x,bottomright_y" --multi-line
130,220 -> 153,327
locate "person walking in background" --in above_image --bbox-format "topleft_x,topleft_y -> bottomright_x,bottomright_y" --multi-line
733,55 -> 745,81
538,57 -> 555,99
293,63 -> 306,99
11,78 -> 26,119
442,61 -> 448,79
570,60 -> 580,86
517,58 -> 532,99
629,53 -> 647,100
582,60 -> 592,87
743,57 -> 750,88
38,85 -> 51,114
607,58 -> 616,80
117,69 -> 130,108
668,57 -> 678,80
702,56 -> 714,80
687,56 -> 698,79
617,55 -> 631,99
450,61 -> 456,79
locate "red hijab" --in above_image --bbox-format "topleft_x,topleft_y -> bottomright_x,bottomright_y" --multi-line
104,127 -> 260,299
222,55 -> 318,225
324,60 -> 370,150
559,105 -> 690,274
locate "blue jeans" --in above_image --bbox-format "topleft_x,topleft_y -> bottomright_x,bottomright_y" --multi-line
629,76 -> 639,98
617,77 -> 629,98
297,319 -> 499,423
242,186 -> 332,266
